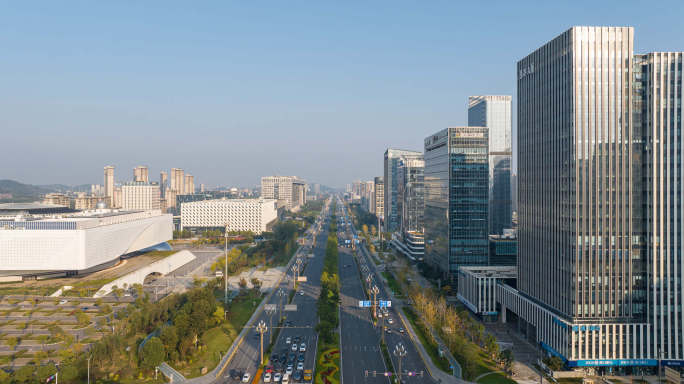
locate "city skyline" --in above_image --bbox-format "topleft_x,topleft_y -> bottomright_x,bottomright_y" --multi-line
3,2 -> 684,187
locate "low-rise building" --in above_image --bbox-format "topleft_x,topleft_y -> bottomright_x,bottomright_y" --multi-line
180,198 -> 277,234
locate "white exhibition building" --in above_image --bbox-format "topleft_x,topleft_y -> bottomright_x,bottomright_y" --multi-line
0,206 -> 172,277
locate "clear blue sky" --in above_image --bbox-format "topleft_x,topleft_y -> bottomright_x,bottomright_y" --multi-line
2,1 -> 683,188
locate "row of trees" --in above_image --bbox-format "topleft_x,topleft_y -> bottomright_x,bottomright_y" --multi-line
316,234 -> 340,344
409,286 -> 513,379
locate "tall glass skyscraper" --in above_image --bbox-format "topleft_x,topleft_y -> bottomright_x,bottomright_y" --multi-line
384,148 -> 422,232
396,155 -> 425,259
468,96 -> 513,235
424,127 -> 489,281
497,26 -> 684,370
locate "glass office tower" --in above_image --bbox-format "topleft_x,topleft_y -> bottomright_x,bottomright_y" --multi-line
468,95 -> 513,235
397,155 -> 425,259
424,127 -> 489,281
384,149 -> 422,232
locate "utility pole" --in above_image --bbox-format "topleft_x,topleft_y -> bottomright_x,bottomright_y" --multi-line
394,343 -> 407,383
225,224 -> 229,303
256,320 -> 268,366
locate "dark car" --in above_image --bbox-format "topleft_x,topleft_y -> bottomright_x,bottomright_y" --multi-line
297,354 -> 305,362
293,370 -> 303,382
288,352 -> 296,362
230,369 -> 242,380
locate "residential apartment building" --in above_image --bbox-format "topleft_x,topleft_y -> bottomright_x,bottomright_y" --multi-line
104,166 -> 114,207
121,182 -> 161,211
468,95 -> 513,235
133,166 -> 149,183
424,127 -> 489,282
43,193 -> 70,207
180,198 -> 278,234
373,177 -> 384,228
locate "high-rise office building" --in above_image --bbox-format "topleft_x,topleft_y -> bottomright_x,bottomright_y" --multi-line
468,95 -> 513,235
159,171 -> 168,198
121,182 -> 161,211
384,149 -> 422,232
261,176 -> 307,211
494,26 -> 684,370
133,166 -> 149,183
372,177 -> 384,222
396,155 -> 425,260
104,166 -> 114,207
424,127 -> 489,281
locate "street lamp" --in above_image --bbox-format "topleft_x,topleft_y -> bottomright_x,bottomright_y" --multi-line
87,356 -> 91,384
371,285 -> 380,319
256,320 -> 268,366
277,288 -> 287,322
265,307 -> 276,343
225,225 -> 229,303
394,343 -> 407,383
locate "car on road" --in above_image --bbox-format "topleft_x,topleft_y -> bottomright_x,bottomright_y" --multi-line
298,290 -> 304,296
286,366 -> 293,375
399,328 -> 405,334
291,343 -> 298,351
229,369 -> 242,380
264,372 -> 272,383
296,362 -> 304,371
286,337 -> 291,344
242,372 -> 251,382
288,352 -> 296,362
386,328 -> 391,334
293,370 -> 303,382
58,299 -> 68,305
387,318 -> 394,324
282,373 -> 290,384
299,343 -> 306,352
297,354 -> 305,362
293,336 -> 300,343
274,373 -> 282,382
303,370 -> 312,381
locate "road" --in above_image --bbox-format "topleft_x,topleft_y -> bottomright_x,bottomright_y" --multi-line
217,199 -> 331,384
340,199 -> 434,384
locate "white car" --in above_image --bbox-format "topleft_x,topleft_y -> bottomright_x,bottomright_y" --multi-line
299,291 -> 304,296
297,362 -> 304,371
282,374 -> 290,384
58,300 -> 68,305
242,373 -> 251,383
264,372 -> 272,383
274,373 -> 282,382
291,343 -> 298,351
286,366 -> 293,375
388,318 -> 394,324
299,343 -> 306,352
286,337 -> 291,344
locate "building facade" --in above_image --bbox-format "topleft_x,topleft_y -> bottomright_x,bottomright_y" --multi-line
373,177 -> 384,229
43,193 -> 70,207
395,155 -> 425,260
424,127 -> 489,282
468,96 -> 513,235
133,166 -> 149,183
498,26 -> 684,370
0,210 -> 172,276
180,198 -> 278,234
261,176 -> 307,211
384,149 -> 422,232
121,182 -> 161,211
104,165 -> 114,207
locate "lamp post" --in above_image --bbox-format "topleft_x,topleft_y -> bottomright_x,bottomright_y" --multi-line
371,285 -> 380,319
256,320 -> 268,366
265,307 -> 276,343
87,356 -> 91,384
224,225 -> 229,304
291,265 -> 299,290
394,343 -> 407,383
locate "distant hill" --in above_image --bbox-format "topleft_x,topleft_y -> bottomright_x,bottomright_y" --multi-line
0,179 -> 62,203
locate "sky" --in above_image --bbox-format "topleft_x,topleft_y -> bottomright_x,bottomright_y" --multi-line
2,1 -> 683,188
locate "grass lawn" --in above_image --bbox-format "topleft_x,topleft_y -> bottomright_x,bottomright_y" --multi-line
478,372 -> 516,384
0,286 -> 60,296
381,271 -> 403,296
177,290 -> 264,378
403,307 -> 450,373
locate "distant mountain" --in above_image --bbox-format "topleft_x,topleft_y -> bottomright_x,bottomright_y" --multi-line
0,180 -> 97,203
